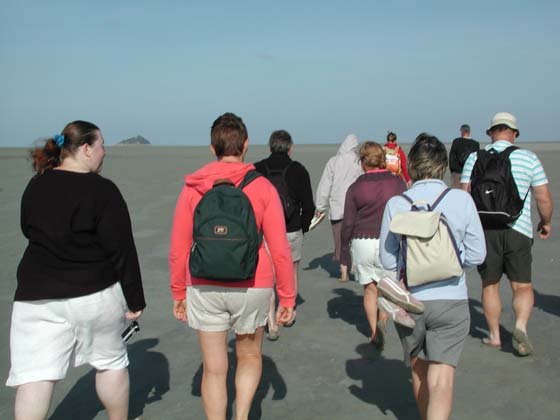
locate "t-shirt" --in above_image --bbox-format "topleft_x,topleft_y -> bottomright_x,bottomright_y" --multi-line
16,170 -> 146,311
461,140 -> 548,238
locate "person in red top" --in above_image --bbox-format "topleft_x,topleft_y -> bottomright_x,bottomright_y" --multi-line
169,112 -> 295,420
384,131 -> 412,187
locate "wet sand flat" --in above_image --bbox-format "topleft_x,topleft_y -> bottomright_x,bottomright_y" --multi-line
0,142 -> 559,419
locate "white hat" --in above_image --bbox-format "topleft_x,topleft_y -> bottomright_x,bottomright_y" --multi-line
487,112 -> 519,136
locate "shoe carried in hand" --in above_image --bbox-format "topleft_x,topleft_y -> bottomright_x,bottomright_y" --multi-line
378,296 -> 415,329
377,277 -> 424,314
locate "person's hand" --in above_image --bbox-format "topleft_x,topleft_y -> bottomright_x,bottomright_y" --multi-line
537,221 -> 551,239
275,305 -> 294,325
173,299 -> 187,322
315,210 -> 324,218
126,310 -> 143,320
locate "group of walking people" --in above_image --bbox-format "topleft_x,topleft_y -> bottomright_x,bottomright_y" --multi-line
6,111 -> 553,420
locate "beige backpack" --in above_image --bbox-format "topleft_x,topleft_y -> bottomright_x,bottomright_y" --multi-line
389,189 -> 463,287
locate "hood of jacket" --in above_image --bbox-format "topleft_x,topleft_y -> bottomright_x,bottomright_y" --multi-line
185,161 -> 255,195
337,134 -> 359,155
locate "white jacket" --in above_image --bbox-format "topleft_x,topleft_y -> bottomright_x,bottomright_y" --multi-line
315,134 -> 363,220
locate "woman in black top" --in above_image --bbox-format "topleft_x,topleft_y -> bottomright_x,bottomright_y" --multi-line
7,121 -> 146,420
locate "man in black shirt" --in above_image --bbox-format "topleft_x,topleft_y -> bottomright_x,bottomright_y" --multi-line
449,124 -> 480,188
254,130 -> 315,339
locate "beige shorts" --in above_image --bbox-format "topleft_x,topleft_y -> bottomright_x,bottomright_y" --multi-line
287,230 -> 304,262
187,285 -> 273,334
7,282 -> 129,387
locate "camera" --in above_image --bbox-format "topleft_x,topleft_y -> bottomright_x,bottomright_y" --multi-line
121,320 -> 140,343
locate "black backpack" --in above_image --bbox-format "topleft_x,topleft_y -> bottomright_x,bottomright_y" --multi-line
470,146 -> 527,228
263,162 -> 298,221
189,171 -> 262,281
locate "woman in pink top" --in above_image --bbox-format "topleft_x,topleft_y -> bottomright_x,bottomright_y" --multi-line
169,113 -> 295,420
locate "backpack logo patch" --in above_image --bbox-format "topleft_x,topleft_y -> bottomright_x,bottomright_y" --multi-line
214,225 -> 228,235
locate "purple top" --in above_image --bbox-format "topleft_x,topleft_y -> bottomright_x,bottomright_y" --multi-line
340,170 -> 406,266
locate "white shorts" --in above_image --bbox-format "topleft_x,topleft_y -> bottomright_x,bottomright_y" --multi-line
287,230 -> 304,262
7,282 -> 129,387
350,238 -> 387,285
187,286 -> 272,334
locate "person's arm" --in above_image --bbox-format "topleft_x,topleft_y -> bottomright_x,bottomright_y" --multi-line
315,158 -> 334,213
449,140 -> 460,173
461,194 -> 486,266
340,186 -> 356,267
261,182 -> 296,310
398,148 -> 411,183
98,183 -> 146,313
169,186 -> 193,321
298,165 -> 316,233
533,184 -> 553,239
379,199 -> 401,272
460,152 -> 477,192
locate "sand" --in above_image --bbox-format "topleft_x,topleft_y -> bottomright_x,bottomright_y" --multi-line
0,142 -> 559,419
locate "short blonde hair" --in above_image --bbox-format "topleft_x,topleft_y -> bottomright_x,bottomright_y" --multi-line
359,141 -> 385,170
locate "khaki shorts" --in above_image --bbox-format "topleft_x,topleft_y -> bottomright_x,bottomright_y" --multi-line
187,286 -> 272,334
287,230 -> 304,262
396,300 -> 470,368
7,282 -> 128,387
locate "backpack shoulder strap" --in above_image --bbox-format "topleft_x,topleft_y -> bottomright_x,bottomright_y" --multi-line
238,170 -> 261,190
498,145 -> 519,159
431,188 -> 452,210
400,193 -> 413,205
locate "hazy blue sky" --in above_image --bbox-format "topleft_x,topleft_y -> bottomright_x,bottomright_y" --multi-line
1,0 -> 559,146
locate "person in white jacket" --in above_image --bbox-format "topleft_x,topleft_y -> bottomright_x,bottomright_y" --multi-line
314,134 -> 363,281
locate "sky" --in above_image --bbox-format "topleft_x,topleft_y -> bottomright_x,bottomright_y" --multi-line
1,0 -> 559,146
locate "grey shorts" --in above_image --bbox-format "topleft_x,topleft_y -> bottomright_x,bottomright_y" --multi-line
187,286 -> 272,334
287,230 -> 304,262
396,299 -> 470,367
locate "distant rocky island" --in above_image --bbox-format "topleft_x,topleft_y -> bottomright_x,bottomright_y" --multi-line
117,135 -> 151,145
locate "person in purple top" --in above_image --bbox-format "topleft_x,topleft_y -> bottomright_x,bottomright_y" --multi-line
340,141 -> 407,348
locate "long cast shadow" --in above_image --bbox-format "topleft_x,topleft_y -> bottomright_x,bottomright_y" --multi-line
534,289 -> 560,317
303,252 -> 340,278
346,343 -> 419,419
49,338 -> 169,420
327,288 -> 370,338
191,340 -> 286,420
468,298 -> 514,354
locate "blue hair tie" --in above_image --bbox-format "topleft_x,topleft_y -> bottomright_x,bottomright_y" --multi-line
53,134 -> 65,147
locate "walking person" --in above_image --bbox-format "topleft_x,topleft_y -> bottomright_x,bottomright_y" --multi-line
340,141 -> 409,348
315,134 -> 363,281
169,113 -> 295,420
7,121 -> 146,420
383,131 -> 412,187
254,130 -> 315,339
461,112 -> 553,355
448,124 -> 479,188
380,133 -> 486,420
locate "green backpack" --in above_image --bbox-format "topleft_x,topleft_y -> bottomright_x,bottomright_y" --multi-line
189,171 -> 263,281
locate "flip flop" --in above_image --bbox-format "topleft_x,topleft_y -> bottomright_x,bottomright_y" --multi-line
512,328 -> 534,356
482,337 -> 501,348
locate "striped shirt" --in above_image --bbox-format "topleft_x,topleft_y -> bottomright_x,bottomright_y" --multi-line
461,140 -> 548,238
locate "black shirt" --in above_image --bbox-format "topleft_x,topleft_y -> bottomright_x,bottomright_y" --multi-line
449,137 -> 480,173
254,152 -> 315,233
16,170 -> 146,311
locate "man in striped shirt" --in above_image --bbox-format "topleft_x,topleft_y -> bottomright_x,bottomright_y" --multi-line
461,112 -> 553,356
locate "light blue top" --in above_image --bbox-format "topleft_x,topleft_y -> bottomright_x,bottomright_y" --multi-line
461,140 -> 548,238
379,179 -> 486,301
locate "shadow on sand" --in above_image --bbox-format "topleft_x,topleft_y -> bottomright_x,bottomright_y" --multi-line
468,298 -> 515,354
346,343 -> 419,419
327,288 -> 370,338
49,338 -> 169,420
191,340 -> 286,420
534,288 -> 560,317
303,252 -> 340,278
